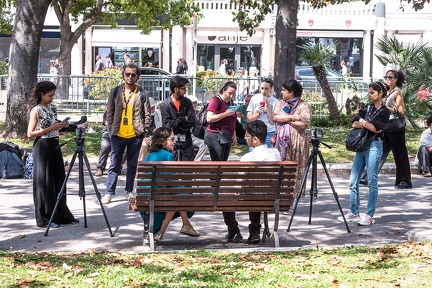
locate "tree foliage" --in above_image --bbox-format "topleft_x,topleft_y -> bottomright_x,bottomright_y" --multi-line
298,41 -> 340,123
1,0 -> 200,137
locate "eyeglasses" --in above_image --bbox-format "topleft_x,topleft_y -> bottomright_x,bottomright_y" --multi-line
178,86 -> 187,91
125,73 -> 137,77
383,76 -> 395,80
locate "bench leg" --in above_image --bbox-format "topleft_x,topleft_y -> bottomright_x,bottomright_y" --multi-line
273,207 -> 280,248
142,212 -> 149,246
149,200 -> 155,251
262,212 -> 270,244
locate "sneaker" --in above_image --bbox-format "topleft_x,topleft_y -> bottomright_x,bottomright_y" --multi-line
49,222 -> 60,228
153,232 -> 163,243
125,191 -> 134,200
180,225 -> 200,236
423,171 -> 432,177
225,232 -> 243,243
94,169 -> 104,176
357,214 -> 375,226
101,194 -> 112,204
338,211 -> 360,223
247,233 -> 261,244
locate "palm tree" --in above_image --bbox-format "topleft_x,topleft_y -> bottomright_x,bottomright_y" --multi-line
298,41 -> 340,124
375,36 -> 432,123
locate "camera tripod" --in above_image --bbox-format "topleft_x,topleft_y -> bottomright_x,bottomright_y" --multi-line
44,132 -> 114,237
173,143 -> 190,161
287,138 -> 351,233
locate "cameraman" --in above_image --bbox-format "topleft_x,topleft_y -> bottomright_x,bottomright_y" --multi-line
159,76 -> 196,161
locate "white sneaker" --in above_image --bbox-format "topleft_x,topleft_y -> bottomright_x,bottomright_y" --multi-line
154,232 -> 164,243
101,194 -> 112,204
357,214 -> 375,226
338,211 -> 360,223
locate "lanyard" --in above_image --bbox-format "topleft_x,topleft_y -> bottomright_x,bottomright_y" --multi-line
366,104 -> 383,121
123,86 -> 137,116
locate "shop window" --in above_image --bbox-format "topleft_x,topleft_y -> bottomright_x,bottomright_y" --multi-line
197,45 -> 215,71
142,48 -> 159,68
240,46 -> 260,74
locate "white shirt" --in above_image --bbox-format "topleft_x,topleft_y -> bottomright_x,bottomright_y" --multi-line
246,94 -> 279,133
241,144 -> 281,162
420,127 -> 432,147
217,64 -> 226,75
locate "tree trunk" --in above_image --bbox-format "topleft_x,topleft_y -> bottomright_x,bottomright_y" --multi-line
313,66 -> 340,123
3,0 -> 51,138
273,0 -> 298,98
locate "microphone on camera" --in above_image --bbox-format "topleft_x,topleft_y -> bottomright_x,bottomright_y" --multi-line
78,116 -> 87,125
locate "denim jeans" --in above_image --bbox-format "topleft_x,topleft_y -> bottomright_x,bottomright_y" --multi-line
106,135 -> 143,195
349,140 -> 382,217
97,137 -> 127,171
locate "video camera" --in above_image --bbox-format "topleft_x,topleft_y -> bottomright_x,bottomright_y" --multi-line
311,128 -> 323,140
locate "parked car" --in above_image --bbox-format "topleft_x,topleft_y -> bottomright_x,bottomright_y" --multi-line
295,65 -> 342,80
138,67 -> 172,102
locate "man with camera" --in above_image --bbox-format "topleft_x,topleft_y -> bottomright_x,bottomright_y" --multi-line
159,76 -> 196,161
101,63 -> 151,204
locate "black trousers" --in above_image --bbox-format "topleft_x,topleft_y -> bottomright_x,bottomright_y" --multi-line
223,212 -> 261,235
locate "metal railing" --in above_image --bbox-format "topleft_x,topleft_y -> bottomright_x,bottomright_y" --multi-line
0,74 -> 369,120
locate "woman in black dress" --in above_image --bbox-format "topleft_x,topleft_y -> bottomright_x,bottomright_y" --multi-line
27,81 -> 78,228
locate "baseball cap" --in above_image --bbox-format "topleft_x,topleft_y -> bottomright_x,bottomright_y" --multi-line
187,95 -> 198,103
149,97 -> 156,107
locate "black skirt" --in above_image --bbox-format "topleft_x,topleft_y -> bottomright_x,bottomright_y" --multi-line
32,137 -> 75,227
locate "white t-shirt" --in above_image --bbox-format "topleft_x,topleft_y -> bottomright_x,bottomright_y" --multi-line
246,94 -> 279,133
241,144 -> 281,161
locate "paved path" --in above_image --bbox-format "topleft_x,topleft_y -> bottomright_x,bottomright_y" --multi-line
1,158 -> 431,253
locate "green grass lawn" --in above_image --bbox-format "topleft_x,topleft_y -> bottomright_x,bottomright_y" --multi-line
1,242 -> 431,287
1,123 -> 423,163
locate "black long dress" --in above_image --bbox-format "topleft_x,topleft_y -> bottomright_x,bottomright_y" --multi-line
32,104 -> 75,227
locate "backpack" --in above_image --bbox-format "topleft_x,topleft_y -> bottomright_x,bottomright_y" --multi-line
193,96 -> 222,140
23,152 -> 34,179
0,150 -> 24,179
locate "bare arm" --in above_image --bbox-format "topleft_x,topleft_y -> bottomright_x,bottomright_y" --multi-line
27,108 -> 65,138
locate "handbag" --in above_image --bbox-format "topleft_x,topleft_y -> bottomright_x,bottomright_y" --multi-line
345,128 -> 376,152
383,114 -> 406,133
217,129 -> 233,144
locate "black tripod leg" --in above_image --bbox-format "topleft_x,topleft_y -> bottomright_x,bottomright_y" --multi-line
78,150 -> 87,228
44,149 -> 78,236
317,152 -> 351,233
287,152 -> 313,232
82,149 -> 114,237
308,151 -> 318,224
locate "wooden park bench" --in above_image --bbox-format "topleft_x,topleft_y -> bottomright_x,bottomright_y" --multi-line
129,160 -> 298,250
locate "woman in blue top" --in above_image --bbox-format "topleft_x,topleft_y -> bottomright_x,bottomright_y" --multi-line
145,127 -> 199,243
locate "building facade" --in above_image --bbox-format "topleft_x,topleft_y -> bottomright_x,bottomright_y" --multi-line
1,1 -> 431,80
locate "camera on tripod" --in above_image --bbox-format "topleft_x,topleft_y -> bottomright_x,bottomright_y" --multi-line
311,128 -> 323,140
174,134 -> 186,149
75,127 -> 86,139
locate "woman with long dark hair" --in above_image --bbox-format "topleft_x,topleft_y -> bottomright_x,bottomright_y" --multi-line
271,79 -> 312,195
27,81 -> 78,228
383,70 -> 412,189
339,82 -> 390,226
145,127 -> 199,243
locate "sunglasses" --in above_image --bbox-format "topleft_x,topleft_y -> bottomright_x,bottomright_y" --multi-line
383,76 -> 395,80
125,73 -> 137,77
